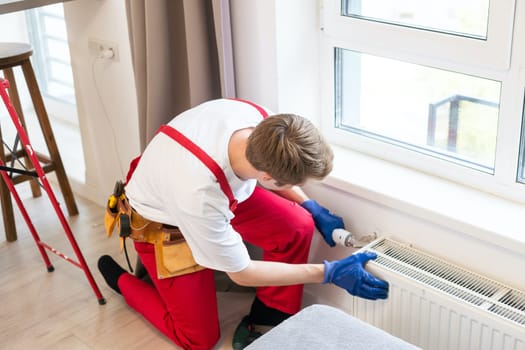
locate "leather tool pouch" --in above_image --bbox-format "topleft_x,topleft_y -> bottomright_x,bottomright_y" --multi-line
129,208 -> 204,279
104,180 -> 204,279
152,228 -> 205,279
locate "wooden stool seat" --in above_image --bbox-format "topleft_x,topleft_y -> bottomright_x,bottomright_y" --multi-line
0,42 -> 32,68
0,42 -> 78,242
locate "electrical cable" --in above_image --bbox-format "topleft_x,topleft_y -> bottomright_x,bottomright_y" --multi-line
91,56 -> 125,179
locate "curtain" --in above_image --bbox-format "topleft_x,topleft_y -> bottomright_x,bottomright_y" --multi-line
125,0 -> 236,150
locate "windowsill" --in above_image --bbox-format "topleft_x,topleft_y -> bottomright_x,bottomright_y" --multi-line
324,145 -> 525,256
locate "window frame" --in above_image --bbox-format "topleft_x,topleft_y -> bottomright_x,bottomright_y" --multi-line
320,0 -> 525,204
323,0 -> 516,70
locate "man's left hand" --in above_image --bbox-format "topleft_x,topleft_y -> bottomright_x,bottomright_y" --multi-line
301,199 -> 344,247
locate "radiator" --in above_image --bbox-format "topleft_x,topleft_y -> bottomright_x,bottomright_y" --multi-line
351,238 -> 525,350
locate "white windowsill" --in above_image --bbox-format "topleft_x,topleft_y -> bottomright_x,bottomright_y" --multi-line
324,145 -> 525,256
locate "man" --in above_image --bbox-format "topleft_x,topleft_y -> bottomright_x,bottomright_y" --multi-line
98,98 -> 388,350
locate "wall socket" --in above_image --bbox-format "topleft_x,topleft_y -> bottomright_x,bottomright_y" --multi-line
88,39 -> 119,61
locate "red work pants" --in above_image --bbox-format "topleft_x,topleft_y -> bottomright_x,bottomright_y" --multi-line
118,186 -> 314,350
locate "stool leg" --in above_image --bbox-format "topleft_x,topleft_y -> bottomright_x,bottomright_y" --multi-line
3,68 -> 42,198
20,59 -> 78,216
0,123 -> 17,241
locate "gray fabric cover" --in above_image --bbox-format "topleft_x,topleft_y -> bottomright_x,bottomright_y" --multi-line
246,304 -> 420,350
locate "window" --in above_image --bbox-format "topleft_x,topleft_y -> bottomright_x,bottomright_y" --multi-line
24,3 -> 78,128
335,48 -> 501,172
321,0 -> 525,203
26,4 -> 75,105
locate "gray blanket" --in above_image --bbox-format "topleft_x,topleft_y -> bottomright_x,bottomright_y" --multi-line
246,304 -> 420,350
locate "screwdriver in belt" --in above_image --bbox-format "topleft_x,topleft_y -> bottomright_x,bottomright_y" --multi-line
108,180 -> 124,212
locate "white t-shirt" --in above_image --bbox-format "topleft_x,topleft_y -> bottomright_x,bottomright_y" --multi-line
125,98 -> 270,272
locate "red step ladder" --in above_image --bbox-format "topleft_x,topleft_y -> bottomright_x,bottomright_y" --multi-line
0,77 -> 105,305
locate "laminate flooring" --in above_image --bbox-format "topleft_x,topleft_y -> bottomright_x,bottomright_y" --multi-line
0,184 -> 255,349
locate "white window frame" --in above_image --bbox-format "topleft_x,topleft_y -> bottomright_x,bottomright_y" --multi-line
320,0 -> 525,204
322,0 -> 515,69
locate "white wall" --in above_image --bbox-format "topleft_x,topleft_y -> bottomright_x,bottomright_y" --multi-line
231,0 -> 321,124
0,12 -> 28,42
64,0 -> 140,203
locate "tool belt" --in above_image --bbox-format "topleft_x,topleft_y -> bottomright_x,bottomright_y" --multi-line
104,180 -> 204,279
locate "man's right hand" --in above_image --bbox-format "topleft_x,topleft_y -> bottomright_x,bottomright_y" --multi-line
323,251 -> 389,300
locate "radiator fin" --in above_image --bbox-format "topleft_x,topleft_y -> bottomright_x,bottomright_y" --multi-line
366,238 -> 525,327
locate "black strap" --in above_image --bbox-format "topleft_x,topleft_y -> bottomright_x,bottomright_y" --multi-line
0,165 -> 38,177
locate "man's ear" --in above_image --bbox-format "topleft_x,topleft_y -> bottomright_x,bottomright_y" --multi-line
261,172 -> 273,182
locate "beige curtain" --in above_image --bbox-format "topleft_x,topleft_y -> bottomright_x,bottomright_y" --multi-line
125,0 -> 236,150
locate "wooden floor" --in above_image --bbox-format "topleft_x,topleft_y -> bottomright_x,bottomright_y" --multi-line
0,184 -> 255,349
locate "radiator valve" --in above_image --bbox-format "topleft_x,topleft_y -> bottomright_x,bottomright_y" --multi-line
332,229 -> 377,248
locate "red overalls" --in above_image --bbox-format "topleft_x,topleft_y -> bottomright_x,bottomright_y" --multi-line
118,100 -> 314,350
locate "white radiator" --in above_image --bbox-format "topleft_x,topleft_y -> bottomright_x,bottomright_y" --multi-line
351,238 -> 525,350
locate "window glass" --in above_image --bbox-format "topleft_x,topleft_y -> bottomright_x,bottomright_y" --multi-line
335,48 -> 501,172
342,0 -> 490,39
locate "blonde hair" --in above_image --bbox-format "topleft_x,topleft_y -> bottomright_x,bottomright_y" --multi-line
246,114 -> 333,186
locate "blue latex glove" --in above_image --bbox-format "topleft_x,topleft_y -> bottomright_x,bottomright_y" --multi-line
323,251 -> 389,300
301,199 -> 344,247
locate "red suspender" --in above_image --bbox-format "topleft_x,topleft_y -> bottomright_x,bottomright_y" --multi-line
158,125 -> 239,211
228,98 -> 269,119
129,99 -> 268,211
